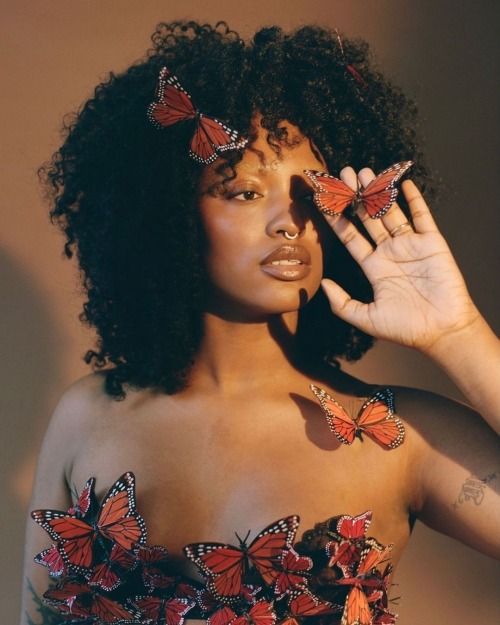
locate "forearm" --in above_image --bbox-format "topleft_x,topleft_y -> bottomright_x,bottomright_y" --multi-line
423,313 -> 500,433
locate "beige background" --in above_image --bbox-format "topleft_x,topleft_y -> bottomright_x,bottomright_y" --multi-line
2,1 -> 499,623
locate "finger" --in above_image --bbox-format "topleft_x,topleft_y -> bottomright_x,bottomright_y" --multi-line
324,213 -> 374,265
321,279 -> 373,334
401,180 -> 438,233
358,168 -> 412,234
339,166 -> 358,190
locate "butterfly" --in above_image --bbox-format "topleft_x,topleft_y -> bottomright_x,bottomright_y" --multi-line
88,543 -> 137,591
67,476 -> 96,516
273,548 -> 313,597
136,544 -> 176,591
133,596 -> 195,625
148,66 -> 248,164
184,515 -> 299,600
280,589 -> 338,625
207,600 -> 276,625
31,472 -> 146,572
303,161 -> 413,219
44,580 -> 139,623
34,544 -> 66,578
310,385 -> 405,450
326,511 -> 373,575
336,541 -> 393,625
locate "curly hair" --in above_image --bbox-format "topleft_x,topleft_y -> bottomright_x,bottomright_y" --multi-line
41,20 -> 434,399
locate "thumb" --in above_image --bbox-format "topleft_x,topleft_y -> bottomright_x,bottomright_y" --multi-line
321,279 -> 373,334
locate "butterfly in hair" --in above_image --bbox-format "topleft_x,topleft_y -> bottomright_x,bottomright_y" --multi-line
310,385 -> 405,449
303,161 -> 413,219
184,515 -> 299,600
31,472 -> 146,573
148,66 -> 248,164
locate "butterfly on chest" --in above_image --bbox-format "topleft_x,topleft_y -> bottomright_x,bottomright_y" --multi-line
310,385 -> 405,450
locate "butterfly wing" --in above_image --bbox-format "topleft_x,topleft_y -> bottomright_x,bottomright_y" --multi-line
88,544 -> 136,591
337,511 -> 372,540
207,606 -> 238,625
31,510 -> 95,569
184,541 -> 245,599
356,389 -> 405,449
34,544 -> 66,577
303,170 -> 356,216
97,471 -> 147,549
341,586 -> 372,625
310,384 -> 357,445
274,548 -> 312,597
135,597 -> 194,625
359,161 -> 413,218
248,515 -> 300,586
148,66 -> 197,128
190,114 -> 248,164
288,590 -> 337,617
67,477 -> 96,517
233,600 -> 277,625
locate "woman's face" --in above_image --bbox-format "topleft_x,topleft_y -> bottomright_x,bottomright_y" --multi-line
197,118 -> 329,319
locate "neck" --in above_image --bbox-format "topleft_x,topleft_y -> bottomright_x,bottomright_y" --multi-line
187,310 -> 303,394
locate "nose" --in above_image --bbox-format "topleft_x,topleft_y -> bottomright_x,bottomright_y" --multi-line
265,174 -> 310,239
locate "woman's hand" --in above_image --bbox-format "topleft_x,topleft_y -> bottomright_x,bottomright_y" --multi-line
321,166 -> 480,353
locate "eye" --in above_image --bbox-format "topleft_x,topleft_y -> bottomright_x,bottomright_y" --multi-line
230,190 -> 262,202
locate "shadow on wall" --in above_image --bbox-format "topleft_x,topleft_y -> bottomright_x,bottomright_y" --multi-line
0,247 -> 65,621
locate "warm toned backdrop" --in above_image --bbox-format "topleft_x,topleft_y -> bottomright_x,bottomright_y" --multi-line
2,1 -> 499,623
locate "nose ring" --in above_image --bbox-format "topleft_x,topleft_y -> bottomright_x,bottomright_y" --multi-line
283,231 -> 299,240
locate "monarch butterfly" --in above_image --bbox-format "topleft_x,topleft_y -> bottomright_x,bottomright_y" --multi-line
133,596 -> 195,625
273,548 -> 313,597
206,600 -> 276,625
88,543 -> 137,592
31,472 -> 146,572
136,544 -> 176,591
44,580 -> 139,623
184,515 -> 299,600
148,66 -> 248,164
326,511 -> 373,575
34,544 -> 65,578
303,161 -> 413,219
310,385 -> 405,450
279,588 -> 338,625
337,541 -> 393,625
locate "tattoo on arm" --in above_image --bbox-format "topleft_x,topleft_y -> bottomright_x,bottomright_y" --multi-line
26,579 -> 61,625
452,472 -> 497,509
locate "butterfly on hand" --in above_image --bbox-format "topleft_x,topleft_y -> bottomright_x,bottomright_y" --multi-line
303,161 -> 413,219
31,472 -> 146,573
310,386 -> 405,450
148,66 -> 248,164
184,515 -> 299,600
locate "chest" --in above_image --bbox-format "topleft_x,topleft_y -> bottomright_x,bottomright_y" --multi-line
69,397 -> 413,570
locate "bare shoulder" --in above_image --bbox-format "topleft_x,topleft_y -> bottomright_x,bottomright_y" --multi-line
33,372 -> 114,499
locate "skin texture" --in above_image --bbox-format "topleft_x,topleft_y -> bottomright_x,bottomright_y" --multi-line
21,119 -> 500,625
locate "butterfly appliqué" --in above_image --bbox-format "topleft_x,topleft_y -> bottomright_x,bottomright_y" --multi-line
310,385 -> 405,450
184,515 -> 300,600
303,161 -> 413,219
148,66 -> 248,164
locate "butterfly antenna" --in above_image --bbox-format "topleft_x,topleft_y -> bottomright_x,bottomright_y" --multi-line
235,529 -> 251,548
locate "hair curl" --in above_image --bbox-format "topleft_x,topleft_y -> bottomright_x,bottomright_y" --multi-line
41,20 -> 434,399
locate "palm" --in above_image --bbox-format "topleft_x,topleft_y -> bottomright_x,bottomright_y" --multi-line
358,230 -> 474,348
323,177 -> 478,351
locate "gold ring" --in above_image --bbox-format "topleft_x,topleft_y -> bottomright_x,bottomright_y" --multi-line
389,222 -> 412,237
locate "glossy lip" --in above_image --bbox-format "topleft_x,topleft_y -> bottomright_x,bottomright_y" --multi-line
260,244 -> 312,281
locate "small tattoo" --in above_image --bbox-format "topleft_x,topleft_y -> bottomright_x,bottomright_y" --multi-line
452,472 -> 497,509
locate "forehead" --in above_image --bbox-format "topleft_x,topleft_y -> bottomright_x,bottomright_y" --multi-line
199,119 -> 326,187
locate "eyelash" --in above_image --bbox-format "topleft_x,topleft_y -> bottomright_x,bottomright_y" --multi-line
230,190 -> 315,204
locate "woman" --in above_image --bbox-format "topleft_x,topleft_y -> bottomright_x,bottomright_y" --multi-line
21,20 -> 499,625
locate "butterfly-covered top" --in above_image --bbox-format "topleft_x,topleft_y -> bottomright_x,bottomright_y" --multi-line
32,471 -> 397,625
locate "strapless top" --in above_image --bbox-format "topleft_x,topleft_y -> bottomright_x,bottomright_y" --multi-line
31,472 -> 397,625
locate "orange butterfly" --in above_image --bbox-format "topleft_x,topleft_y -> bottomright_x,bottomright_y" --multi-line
310,385 -> 405,450
148,66 -> 248,164
31,472 -> 146,572
337,541 -> 393,625
303,161 -> 413,219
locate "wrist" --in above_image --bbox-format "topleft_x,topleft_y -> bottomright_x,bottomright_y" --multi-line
420,310 -> 495,364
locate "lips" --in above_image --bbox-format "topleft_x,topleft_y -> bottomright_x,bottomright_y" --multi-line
260,245 -> 312,281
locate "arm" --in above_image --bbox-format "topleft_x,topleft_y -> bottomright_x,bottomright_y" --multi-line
19,379 -> 93,625
400,388 -> 500,558
319,169 -> 500,432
